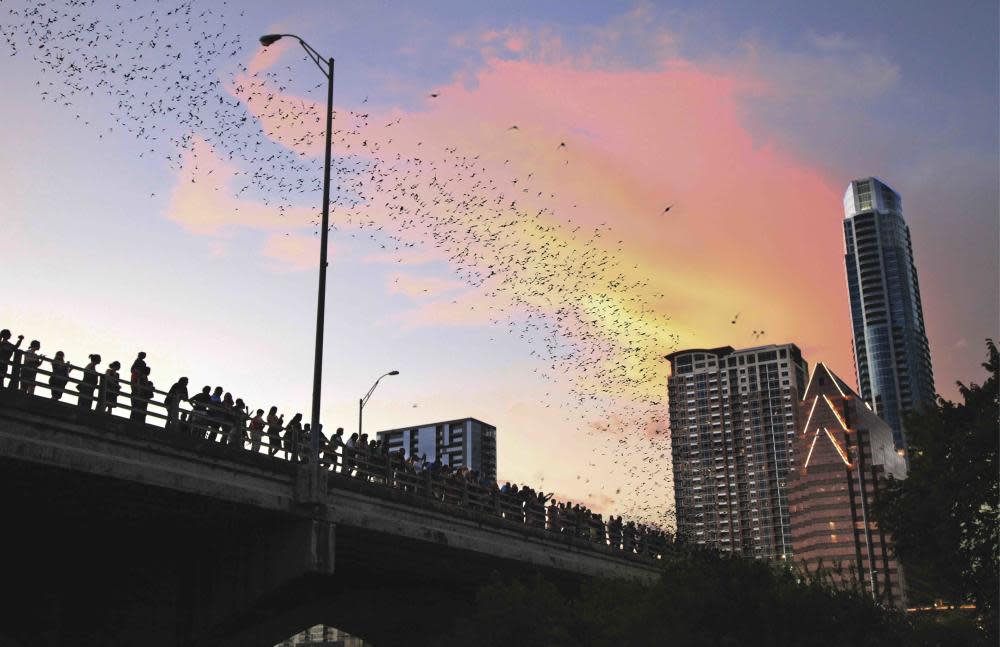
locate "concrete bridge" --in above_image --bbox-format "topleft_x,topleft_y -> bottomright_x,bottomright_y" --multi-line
0,387 -> 661,646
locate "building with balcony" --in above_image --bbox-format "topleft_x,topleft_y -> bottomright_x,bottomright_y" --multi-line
666,344 -> 809,560
843,177 -> 935,450
789,362 -> 908,608
377,417 -> 497,482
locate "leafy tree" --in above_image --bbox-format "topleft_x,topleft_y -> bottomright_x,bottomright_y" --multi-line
438,548 -> 923,646
876,339 -> 999,639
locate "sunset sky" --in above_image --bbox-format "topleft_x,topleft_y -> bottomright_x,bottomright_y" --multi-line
2,1 -> 997,523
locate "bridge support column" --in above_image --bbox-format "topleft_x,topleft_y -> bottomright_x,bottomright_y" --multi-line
190,516 -> 336,646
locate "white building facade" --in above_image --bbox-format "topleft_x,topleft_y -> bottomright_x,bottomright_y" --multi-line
377,417 -> 497,482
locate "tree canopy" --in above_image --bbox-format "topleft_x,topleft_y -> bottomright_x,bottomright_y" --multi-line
439,549 -> 927,647
876,339 -> 999,640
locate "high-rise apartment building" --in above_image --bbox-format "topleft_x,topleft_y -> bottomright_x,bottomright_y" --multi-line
789,362 -> 908,608
377,417 -> 497,482
843,177 -> 935,450
666,344 -> 809,560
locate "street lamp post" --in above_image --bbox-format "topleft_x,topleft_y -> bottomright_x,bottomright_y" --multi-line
359,370 -> 399,438
259,33 -> 333,467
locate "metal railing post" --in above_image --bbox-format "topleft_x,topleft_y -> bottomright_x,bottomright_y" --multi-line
96,373 -> 107,413
7,349 -> 22,391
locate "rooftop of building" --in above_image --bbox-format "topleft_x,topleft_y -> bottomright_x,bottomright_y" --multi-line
844,176 -> 902,219
376,417 -> 496,436
664,342 -> 802,363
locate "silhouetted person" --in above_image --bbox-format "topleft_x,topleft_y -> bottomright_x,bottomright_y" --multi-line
0,329 -> 23,388
284,413 -> 303,461
219,392 -> 235,440
301,423 -> 313,462
226,396 -> 246,447
328,427 -> 344,470
205,386 -> 224,441
19,340 -> 42,394
248,409 -> 265,453
189,386 -> 212,437
266,406 -> 283,456
130,351 -> 147,386
103,361 -> 121,414
130,366 -> 153,424
77,354 -> 101,410
48,351 -> 70,400
345,432 -> 359,474
165,377 -> 189,430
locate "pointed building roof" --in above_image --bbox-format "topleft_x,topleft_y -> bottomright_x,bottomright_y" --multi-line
802,362 -> 859,402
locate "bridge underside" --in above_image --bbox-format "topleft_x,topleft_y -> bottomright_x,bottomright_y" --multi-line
0,457 -> 588,646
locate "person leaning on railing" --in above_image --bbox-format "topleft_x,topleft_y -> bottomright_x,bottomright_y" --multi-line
265,406 -> 283,457
283,413 -> 303,462
248,408 -> 265,454
188,385 -> 211,436
218,392 -> 235,440
204,387 -> 224,442
226,397 -> 248,448
344,432 -> 358,473
102,361 -> 122,414
129,367 -> 154,424
76,354 -> 101,410
49,351 -> 70,400
129,352 -> 147,383
19,340 -> 42,395
0,330 -> 24,388
164,377 -> 189,430
326,427 -> 344,470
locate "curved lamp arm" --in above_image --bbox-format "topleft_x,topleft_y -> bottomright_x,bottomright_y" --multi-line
260,33 -> 332,78
361,371 -> 399,409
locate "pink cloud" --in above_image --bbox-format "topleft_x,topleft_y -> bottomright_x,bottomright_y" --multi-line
261,233 -> 322,272
227,38 -> 854,400
164,135 -> 314,236
504,36 -> 525,53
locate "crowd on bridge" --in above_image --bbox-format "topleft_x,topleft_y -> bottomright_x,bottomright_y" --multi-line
0,328 -> 673,558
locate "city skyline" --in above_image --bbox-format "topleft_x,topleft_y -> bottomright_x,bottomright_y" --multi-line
2,1 -> 997,523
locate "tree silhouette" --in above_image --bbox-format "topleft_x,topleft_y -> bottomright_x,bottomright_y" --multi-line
438,548 -> 924,646
876,339 -> 998,641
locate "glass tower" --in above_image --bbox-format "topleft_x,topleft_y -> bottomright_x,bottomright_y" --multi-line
843,178 -> 935,450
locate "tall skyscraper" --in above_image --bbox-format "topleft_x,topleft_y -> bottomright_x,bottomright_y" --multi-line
666,344 -> 809,560
377,417 -> 497,482
789,362 -> 908,608
843,177 -> 935,450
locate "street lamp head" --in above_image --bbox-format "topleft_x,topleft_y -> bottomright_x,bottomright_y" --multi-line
259,34 -> 283,47
388,370 -> 400,376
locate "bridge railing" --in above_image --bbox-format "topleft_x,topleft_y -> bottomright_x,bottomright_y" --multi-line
1,347 -> 673,562
0,349 -> 304,458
